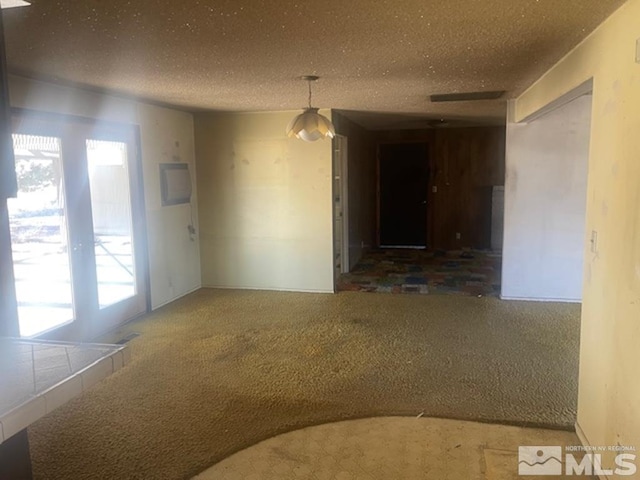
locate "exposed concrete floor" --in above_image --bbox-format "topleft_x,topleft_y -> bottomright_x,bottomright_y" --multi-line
194,417 -> 588,480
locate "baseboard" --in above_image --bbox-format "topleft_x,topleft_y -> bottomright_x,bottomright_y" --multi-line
575,421 -> 610,480
151,285 -> 201,310
201,284 -> 334,294
500,294 -> 582,303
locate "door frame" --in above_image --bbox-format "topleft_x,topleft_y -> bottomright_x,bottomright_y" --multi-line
0,199 -> 19,337
9,108 -> 150,341
332,135 -> 349,285
376,140 -> 434,249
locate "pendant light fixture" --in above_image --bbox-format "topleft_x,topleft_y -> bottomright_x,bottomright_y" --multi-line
286,75 -> 335,142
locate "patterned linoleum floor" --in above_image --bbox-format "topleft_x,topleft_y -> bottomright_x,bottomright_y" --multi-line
338,249 -> 502,296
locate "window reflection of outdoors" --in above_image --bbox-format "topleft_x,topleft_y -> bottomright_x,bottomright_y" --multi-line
8,133 -> 140,338
86,139 -> 136,308
8,134 -> 74,337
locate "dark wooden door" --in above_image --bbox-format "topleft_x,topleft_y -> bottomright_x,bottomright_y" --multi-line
379,143 -> 429,247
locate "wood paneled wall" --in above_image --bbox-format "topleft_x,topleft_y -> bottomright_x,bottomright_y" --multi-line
375,127 -> 505,251
431,127 -> 505,250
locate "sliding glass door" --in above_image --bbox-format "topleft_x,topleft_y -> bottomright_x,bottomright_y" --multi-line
7,114 -> 147,339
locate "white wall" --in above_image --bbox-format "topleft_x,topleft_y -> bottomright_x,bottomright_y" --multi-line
195,111 -> 334,293
502,94 -> 592,301
137,103 -> 201,307
8,75 -> 201,309
515,0 -> 640,462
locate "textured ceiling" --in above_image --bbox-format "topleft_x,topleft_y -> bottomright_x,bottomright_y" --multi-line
1,0 -> 627,129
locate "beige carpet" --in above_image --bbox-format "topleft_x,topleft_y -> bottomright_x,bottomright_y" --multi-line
194,417 -> 584,480
29,289 -> 581,479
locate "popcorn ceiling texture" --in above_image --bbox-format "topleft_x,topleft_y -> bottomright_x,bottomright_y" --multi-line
2,0 -> 626,127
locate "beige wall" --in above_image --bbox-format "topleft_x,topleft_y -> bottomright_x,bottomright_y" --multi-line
515,0 -> 640,462
8,75 -> 201,309
195,110 -> 334,292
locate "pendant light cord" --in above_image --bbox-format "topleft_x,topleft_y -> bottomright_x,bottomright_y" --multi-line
308,80 -> 313,109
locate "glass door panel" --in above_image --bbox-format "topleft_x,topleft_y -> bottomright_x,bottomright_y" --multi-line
86,139 -> 137,309
7,134 -> 75,337
9,115 -> 149,340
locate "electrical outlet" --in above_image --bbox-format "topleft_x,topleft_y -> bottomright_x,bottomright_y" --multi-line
456,232 -> 461,240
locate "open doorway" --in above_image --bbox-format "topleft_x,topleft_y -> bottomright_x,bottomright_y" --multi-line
378,142 -> 429,248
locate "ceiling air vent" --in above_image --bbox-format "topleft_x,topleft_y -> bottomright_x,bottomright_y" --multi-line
430,91 -> 505,103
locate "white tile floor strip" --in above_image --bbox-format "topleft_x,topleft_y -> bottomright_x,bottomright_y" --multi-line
0,338 -> 128,443
194,417 -> 584,480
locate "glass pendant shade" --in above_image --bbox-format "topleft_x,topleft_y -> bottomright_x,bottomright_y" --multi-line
286,76 -> 335,142
286,108 -> 335,142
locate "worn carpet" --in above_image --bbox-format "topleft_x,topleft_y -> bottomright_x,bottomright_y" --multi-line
195,417 -> 583,480
29,289 -> 580,480
338,249 -> 501,296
